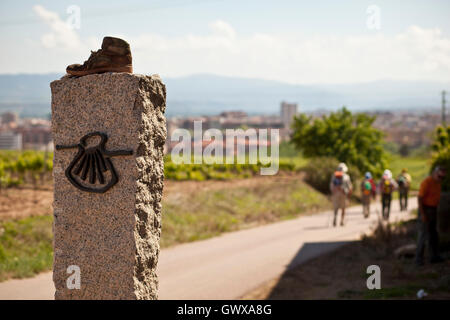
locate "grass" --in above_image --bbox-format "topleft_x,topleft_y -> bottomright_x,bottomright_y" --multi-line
387,154 -> 430,191
338,285 -> 423,299
363,285 -> 423,299
0,176 -> 330,281
278,156 -> 309,169
161,178 -> 329,247
164,159 -> 299,181
0,150 -> 432,284
0,215 -> 53,282
278,150 -> 430,192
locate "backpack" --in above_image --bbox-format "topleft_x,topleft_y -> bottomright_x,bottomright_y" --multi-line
398,175 -> 406,188
333,171 -> 344,187
382,178 -> 393,194
363,180 -> 372,195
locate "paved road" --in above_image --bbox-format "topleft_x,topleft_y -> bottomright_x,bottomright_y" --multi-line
0,197 -> 416,299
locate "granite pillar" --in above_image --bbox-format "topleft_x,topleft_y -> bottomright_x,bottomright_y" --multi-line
50,73 -> 166,299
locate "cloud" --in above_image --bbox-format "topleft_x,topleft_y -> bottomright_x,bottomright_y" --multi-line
210,20 -> 235,39
32,5 -> 82,50
128,23 -> 450,84
7,5 -> 450,84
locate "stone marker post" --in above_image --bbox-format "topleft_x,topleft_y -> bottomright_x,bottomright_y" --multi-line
51,73 -> 166,299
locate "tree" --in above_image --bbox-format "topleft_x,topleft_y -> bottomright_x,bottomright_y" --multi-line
431,147 -> 450,192
431,125 -> 450,152
291,107 -> 387,176
431,125 -> 450,192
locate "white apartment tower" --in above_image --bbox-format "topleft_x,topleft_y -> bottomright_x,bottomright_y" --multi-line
0,131 -> 22,150
280,101 -> 298,129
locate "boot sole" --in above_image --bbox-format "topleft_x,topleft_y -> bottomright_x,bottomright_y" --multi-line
66,65 -> 133,76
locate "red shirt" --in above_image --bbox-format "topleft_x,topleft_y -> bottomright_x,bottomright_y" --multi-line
419,176 -> 441,207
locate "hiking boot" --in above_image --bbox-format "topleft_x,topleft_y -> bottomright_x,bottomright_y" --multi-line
66,36 -> 133,76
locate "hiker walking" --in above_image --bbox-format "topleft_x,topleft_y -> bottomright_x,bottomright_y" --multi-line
378,169 -> 398,220
330,162 -> 353,227
416,166 -> 447,266
397,168 -> 412,211
361,172 -> 376,218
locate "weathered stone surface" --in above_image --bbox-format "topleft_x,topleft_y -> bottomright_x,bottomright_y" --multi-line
51,73 -> 166,299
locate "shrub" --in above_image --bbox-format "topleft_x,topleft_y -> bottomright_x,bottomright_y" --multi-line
187,170 -> 205,181
430,125 -> 450,192
431,146 -> 450,192
303,157 -> 360,194
432,125 -> 450,152
278,161 -> 296,171
291,107 -> 387,176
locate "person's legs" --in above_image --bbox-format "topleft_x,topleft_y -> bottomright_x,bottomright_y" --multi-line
332,194 -> 339,227
399,190 -> 405,211
386,194 -> 392,219
427,208 -> 441,262
339,194 -> 346,226
362,195 -> 367,217
364,195 -> 371,218
404,188 -> 409,210
363,203 -> 368,217
341,206 -> 346,226
382,194 -> 389,219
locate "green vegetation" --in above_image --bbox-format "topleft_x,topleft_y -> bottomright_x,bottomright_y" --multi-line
302,157 -> 360,194
0,177 -> 330,281
0,150 -> 302,186
277,157 -> 308,172
0,215 -> 53,281
0,133 -> 429,190
0,150 -> 53,189
161,178 -> 330,247
279,140 -> 301,157
291,107 -> 387,176
164,157 -> 296,181
387,155 -> 430,191
286,108 -> 432,192
338,285 -> 423,299
432,149 -> 450,191
0,119 -> 435,282
363,285 -> 423,299
430,125 -> 450,191
431,125 -> 450,152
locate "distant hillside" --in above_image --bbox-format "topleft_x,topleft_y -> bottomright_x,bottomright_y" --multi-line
0,73 -> 447,118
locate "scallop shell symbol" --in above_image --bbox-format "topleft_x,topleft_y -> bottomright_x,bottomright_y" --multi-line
56,132 -> 133,193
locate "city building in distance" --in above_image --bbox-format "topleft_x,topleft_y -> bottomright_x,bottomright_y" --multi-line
0,111 -> 52,151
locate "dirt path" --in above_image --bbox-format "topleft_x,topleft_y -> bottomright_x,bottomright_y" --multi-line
0,188 -> 53,220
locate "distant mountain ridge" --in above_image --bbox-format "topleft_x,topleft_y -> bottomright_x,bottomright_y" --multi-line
0,73 -> 447,118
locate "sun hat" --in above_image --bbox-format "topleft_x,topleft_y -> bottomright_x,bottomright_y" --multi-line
337,162 -> 348,173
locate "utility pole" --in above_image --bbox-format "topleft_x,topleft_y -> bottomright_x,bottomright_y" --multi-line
442,90 -> 447,127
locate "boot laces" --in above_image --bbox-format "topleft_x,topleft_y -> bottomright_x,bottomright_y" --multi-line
84,49 -> 102,67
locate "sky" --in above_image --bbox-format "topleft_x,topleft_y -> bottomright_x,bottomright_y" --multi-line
0,0 -> 450,84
